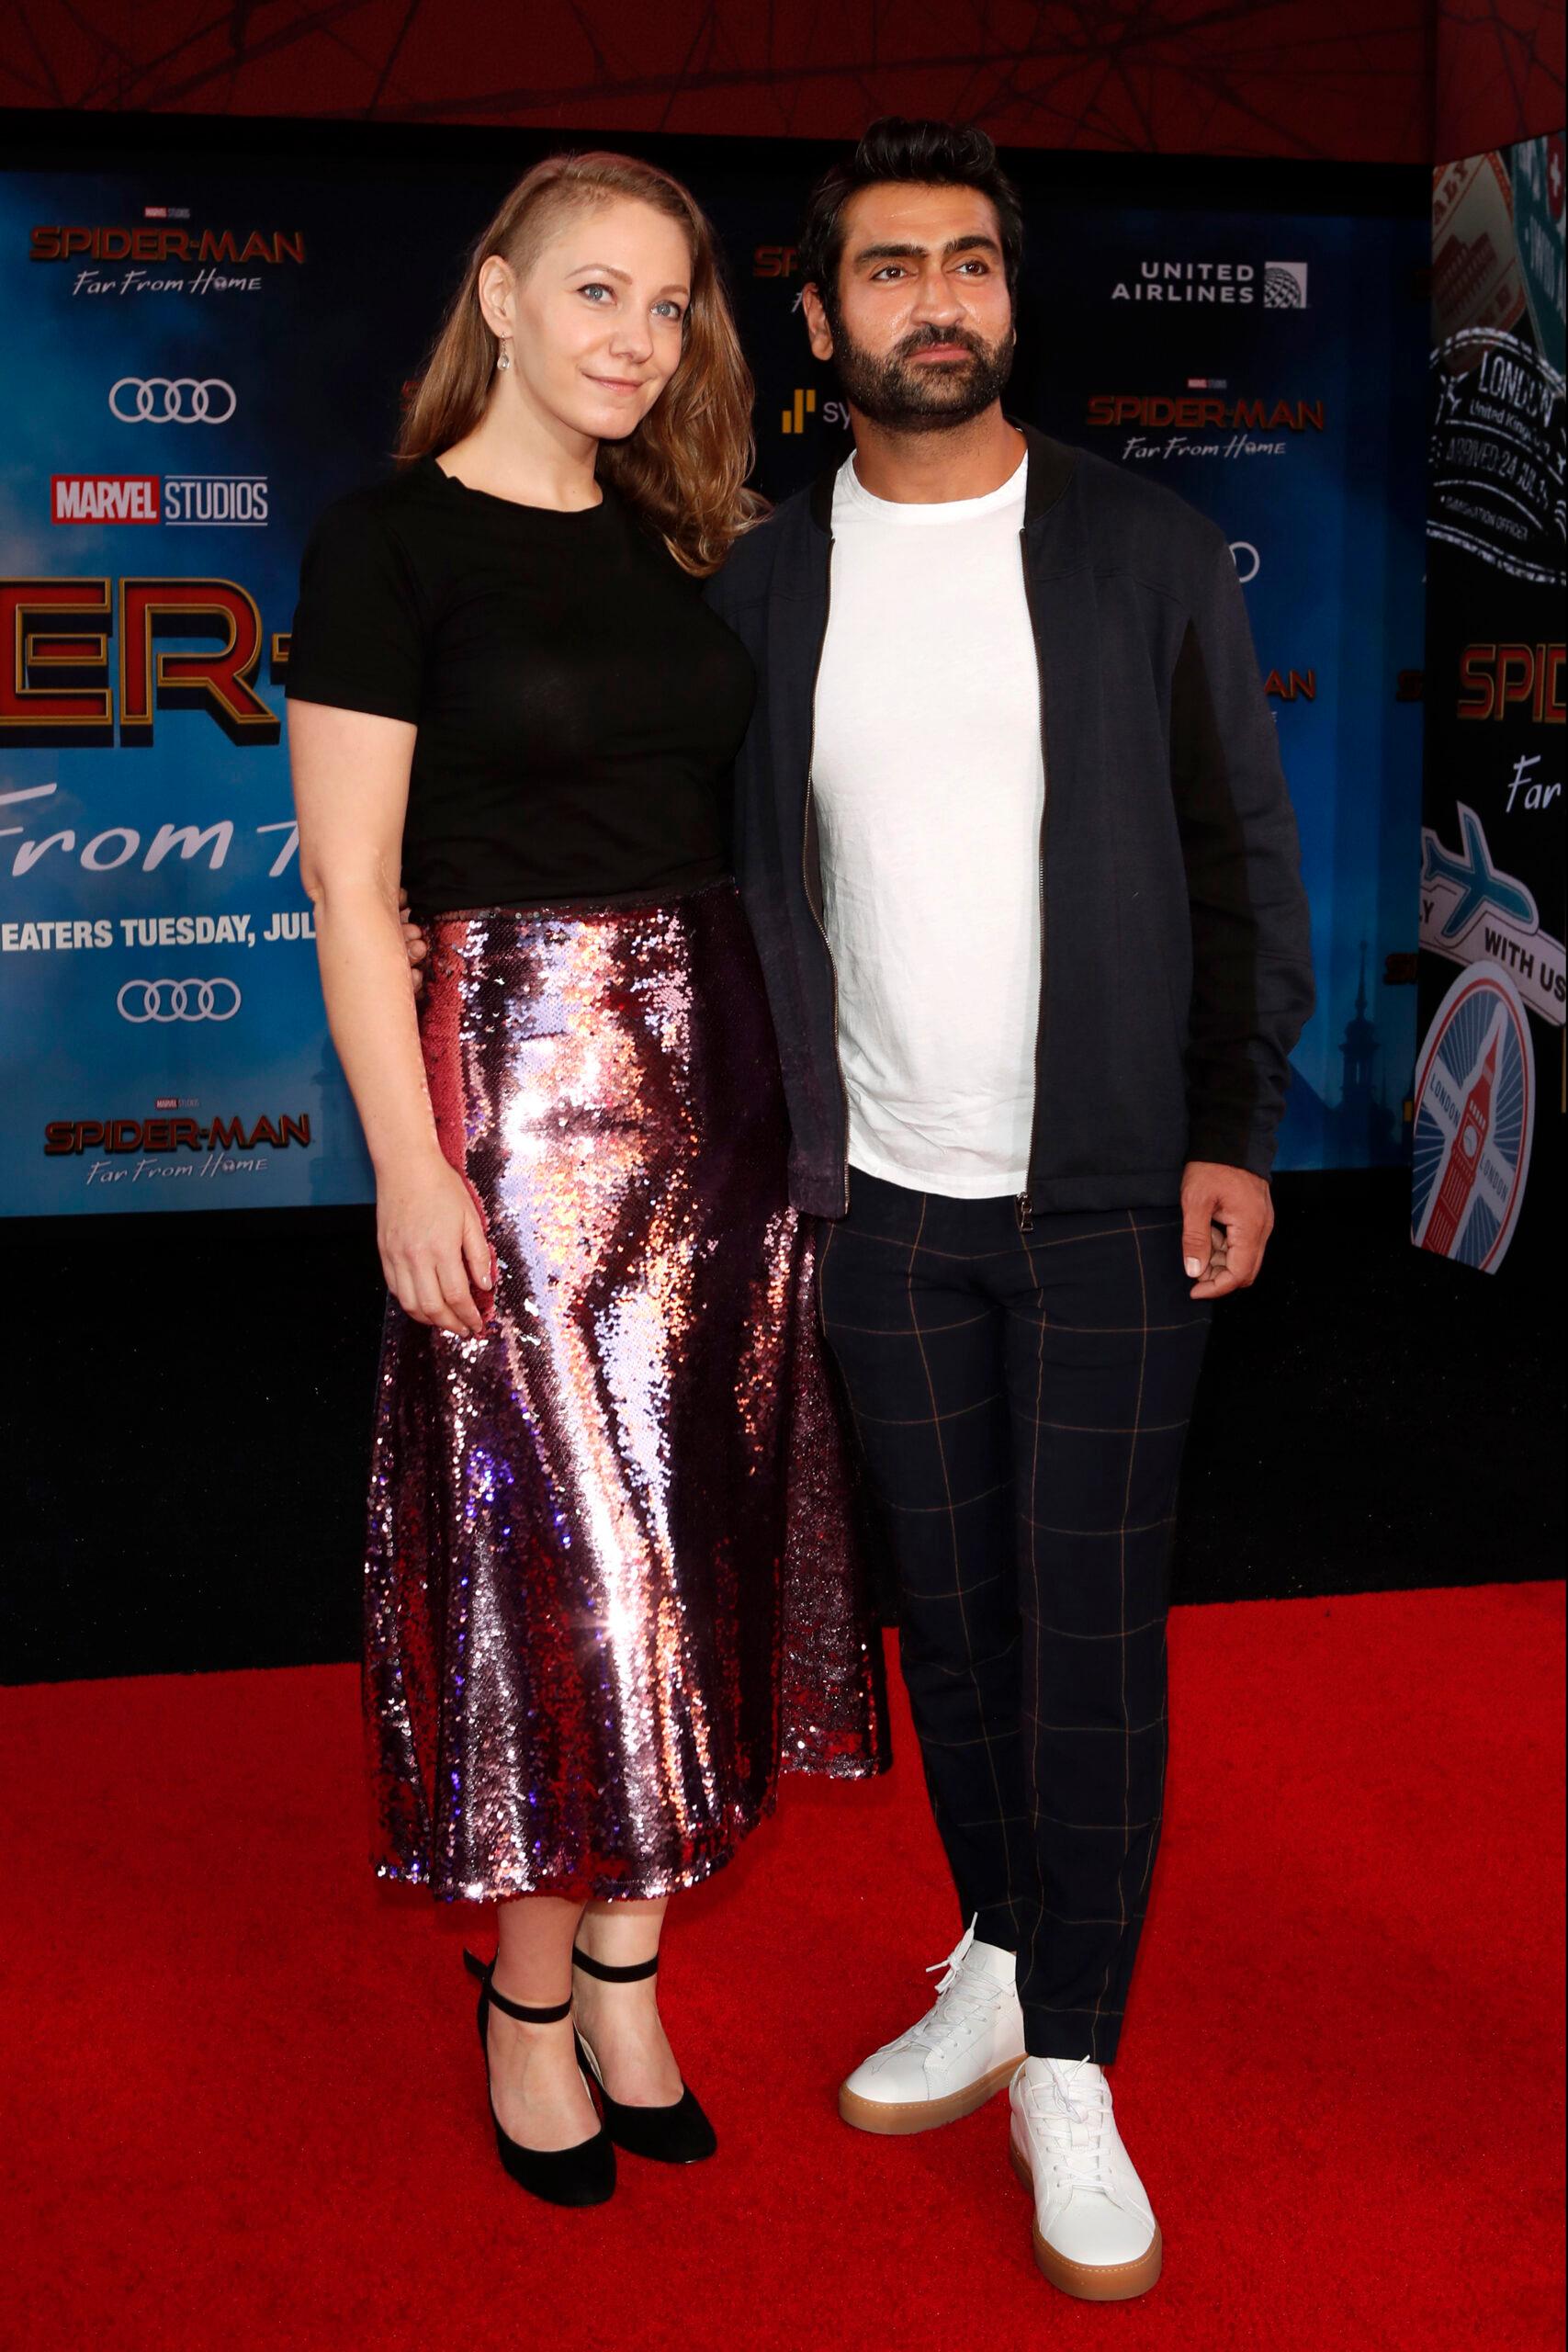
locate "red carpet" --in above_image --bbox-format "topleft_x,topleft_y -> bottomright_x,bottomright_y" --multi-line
6,1583 -> 1563,2352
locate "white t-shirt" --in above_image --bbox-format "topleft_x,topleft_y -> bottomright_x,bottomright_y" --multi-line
810,449 -> 1043,1197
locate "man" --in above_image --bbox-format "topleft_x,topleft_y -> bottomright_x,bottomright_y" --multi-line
703,119 -> 1314,2301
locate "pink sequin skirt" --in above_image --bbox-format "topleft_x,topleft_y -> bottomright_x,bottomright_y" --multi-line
364,881 -> 887,1902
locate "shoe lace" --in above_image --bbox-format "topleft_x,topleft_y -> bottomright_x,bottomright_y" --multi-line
1024,2060 -> 1116,2194
896,1939 -> 998,2056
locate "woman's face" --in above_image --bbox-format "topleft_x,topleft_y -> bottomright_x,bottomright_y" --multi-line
482,196 -> 693,444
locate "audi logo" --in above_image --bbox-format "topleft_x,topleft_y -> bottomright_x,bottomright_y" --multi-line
117,978 -> 242,1022
109,377 -> 237,424
1230,540 -> 1260,584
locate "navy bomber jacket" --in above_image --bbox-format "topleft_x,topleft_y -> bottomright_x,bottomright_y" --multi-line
705,423 -> 1316,1222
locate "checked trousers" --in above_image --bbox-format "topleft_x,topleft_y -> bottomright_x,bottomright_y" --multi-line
818,1170 -> 1212,2064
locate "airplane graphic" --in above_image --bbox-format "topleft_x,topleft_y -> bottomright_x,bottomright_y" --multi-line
1420,804 -> 1538,941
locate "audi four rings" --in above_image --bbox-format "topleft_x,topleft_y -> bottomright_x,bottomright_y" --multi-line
109,377 -> 237,423
118,978 -> 242,1022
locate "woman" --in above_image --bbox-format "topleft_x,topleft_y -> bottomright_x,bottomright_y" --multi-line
286,153 -> 886,2210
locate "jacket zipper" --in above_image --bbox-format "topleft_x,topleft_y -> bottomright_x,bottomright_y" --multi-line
802,526 -> 852,1216
1016,522 -> 1049,1237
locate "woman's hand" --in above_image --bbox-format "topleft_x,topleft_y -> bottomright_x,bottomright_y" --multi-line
378,1152 -> 493,1337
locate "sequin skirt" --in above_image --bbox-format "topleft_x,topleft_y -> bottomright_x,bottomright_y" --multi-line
364,880 -> 887,1902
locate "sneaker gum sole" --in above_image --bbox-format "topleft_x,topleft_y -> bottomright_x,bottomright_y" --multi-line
837,2057 -> 1022,2136
1008,2134 -> 1163,2302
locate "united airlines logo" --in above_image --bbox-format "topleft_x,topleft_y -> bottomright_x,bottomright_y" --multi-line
1263,262 -> 1310,309
1107,258 -> 1309,307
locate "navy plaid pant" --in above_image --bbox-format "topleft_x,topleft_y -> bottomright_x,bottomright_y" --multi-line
818,1170 -> 1212,2064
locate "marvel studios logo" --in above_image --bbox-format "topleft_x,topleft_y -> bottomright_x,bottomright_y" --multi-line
51,473 -> 269,525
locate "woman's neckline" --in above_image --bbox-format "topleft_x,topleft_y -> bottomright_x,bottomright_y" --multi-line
424,453 -> 609,518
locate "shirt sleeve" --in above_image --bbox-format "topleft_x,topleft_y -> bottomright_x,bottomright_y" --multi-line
283,491 -> 424,723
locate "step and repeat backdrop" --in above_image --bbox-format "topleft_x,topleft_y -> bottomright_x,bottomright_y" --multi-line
1415,134 -> 1564,1277
0,139 -> 1430,1217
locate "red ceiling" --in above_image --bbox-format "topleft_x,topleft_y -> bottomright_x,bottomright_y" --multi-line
0,0 -> 1561,163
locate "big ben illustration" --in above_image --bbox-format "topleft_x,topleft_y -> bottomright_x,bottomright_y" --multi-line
1420,1023 -> 1499,1258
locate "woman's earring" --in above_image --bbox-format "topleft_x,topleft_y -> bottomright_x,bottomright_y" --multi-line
495,340 -> 513,373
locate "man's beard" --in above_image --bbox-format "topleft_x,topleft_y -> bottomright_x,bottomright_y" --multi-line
827,316 -> 1016,434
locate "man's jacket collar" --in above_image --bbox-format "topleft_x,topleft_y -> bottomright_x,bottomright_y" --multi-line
806,417 -> 1077,533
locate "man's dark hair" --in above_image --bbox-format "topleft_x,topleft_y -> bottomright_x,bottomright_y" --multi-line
797,117 -> 1024,315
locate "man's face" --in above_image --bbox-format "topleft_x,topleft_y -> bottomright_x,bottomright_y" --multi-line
803,181 -> 1016,433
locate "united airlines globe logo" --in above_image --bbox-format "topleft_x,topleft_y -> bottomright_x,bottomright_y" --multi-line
1411,962 -> 1535,1271
1263,260 -> 1309,309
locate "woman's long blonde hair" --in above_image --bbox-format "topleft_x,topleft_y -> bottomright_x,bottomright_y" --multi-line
398,152 -> 764,575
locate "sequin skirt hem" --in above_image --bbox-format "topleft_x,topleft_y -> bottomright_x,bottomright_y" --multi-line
371,1740 -> 889,1906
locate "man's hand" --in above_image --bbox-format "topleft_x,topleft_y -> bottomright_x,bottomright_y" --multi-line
398,886 -> 428,994
1179,1160 -> 1274,1300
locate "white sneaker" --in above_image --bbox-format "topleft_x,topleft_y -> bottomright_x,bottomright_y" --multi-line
838,1922 -> 1025,2136
1008,2055 -> 1162,2301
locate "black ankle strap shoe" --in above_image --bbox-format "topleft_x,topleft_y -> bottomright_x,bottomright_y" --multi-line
570,1945 -> 717,2165
464,1950 -> 616,2206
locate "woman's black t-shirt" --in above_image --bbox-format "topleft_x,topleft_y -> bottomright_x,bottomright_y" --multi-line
284,457 -> 756,913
